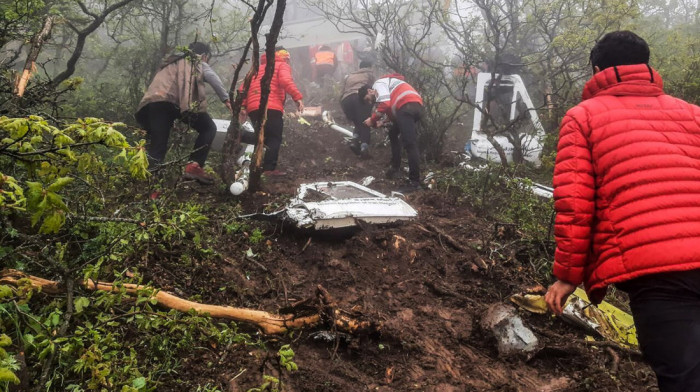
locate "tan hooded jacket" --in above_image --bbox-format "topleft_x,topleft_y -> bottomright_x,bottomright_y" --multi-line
341,68 -> 375,101
137,55 -> 208,113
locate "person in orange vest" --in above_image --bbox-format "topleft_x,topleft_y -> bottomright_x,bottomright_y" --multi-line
358,74 -> 424,192
313,45 -> 337,87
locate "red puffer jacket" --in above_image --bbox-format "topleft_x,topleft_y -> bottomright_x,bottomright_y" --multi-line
243,52 -> 303,113
553,64 -> 700,303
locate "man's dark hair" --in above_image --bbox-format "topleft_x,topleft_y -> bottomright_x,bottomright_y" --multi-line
359,60 -> 372,69
188,42 -> 211,57
357,84 -> 371,103
589,31 -> 649,71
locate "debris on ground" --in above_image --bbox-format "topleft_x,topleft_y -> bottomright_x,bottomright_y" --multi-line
480,303 -> 541,358
511,288 -> 638,347
286,181 -> 418,230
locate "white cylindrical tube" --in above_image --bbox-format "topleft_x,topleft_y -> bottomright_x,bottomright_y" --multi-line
329,124 -> 354,137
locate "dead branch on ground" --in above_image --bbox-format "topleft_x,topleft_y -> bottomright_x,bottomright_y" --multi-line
1,269 -> 380,336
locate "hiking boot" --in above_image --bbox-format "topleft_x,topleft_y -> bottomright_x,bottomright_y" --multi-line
349,139 -> 361,156
397,180 -> 423,194
263,169 -> 287,177
360,143 -> 370,159
184,162 -> 214,185
385,167 -> 400,179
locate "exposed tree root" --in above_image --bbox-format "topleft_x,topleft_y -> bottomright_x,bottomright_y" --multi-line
0,269 -> 380,336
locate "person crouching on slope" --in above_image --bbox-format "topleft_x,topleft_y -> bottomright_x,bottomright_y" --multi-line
358,74 -> 424,192
340,60 -> 375,157
136,42 -> 232,185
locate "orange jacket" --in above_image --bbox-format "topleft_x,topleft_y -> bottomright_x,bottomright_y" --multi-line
242,52 -> 303,113
314,50 -> 336,66
553,64 -> 700,303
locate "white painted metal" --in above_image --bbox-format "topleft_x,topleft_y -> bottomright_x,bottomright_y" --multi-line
322,110 -> 355,138
469,73 -> 545,165
229,144 -> 255,196
211,119 -> 254,151
286,181 -> 418,230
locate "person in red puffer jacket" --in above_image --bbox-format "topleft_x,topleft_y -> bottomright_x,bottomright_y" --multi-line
545,31 -> 700,392
240,48 -> 303,176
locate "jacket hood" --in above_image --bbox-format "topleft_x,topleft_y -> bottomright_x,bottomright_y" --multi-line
260,50 -> 290,65
582,64 -> 664,101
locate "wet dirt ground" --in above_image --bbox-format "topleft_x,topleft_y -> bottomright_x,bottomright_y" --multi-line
159,101 -> 657,392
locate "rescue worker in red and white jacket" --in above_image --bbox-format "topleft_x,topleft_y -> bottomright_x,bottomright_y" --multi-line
545,31 -> 700,392
240,48 -> 303,176
359,74 -> 424,191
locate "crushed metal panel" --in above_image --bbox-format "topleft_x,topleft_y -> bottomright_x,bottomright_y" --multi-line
211,119 -> 255,152
286,181 -> 418,230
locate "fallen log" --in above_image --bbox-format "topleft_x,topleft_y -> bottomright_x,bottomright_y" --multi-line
0,269 -> 378,335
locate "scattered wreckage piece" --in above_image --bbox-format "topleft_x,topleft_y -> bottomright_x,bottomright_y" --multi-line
286,181 -> 418,230
480,303 -> 541,358
322,110 -> 355,138
469,73 -> 545,165
237,181 -> 418,231
510,288 -> 637,347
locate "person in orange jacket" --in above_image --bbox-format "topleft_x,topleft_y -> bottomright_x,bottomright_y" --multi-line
545,31 -> 700,392
313,45 -> 337,87
240,48 -> 304,176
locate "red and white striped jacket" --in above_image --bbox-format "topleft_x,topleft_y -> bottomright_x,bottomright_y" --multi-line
369,76 -> 423,125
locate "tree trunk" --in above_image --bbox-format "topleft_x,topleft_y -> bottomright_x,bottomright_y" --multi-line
248,0 -> 287,192
15,16 -> 54,97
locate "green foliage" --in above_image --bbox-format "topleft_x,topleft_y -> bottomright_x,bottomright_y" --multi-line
247,375 -> 281,392
0,276 -> 257,391
277,344 -> 298,372
0,116 -> 148,233
248,228 -> 264,245
436,164 -> 555,278
0,333 -> 20,389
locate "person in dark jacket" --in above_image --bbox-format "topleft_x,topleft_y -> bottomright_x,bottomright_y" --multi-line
340,60 -> 375,157
136,42 -> 231,185
545,31 -> 700,392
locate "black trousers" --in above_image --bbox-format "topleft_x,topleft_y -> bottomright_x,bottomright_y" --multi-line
243,109 -> 284,171
340,93 -> 372,144
136,101 -> 216,167
617,269 -> 700,392
389,102 -> 424,182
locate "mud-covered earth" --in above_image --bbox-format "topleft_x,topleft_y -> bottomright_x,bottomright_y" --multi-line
153,97 -> 657,392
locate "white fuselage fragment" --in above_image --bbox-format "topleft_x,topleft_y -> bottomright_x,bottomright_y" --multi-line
286,181 -> 418,230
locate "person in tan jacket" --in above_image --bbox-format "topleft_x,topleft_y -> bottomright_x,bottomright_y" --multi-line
340,60 -> 374,157
135,42 -> 231,185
